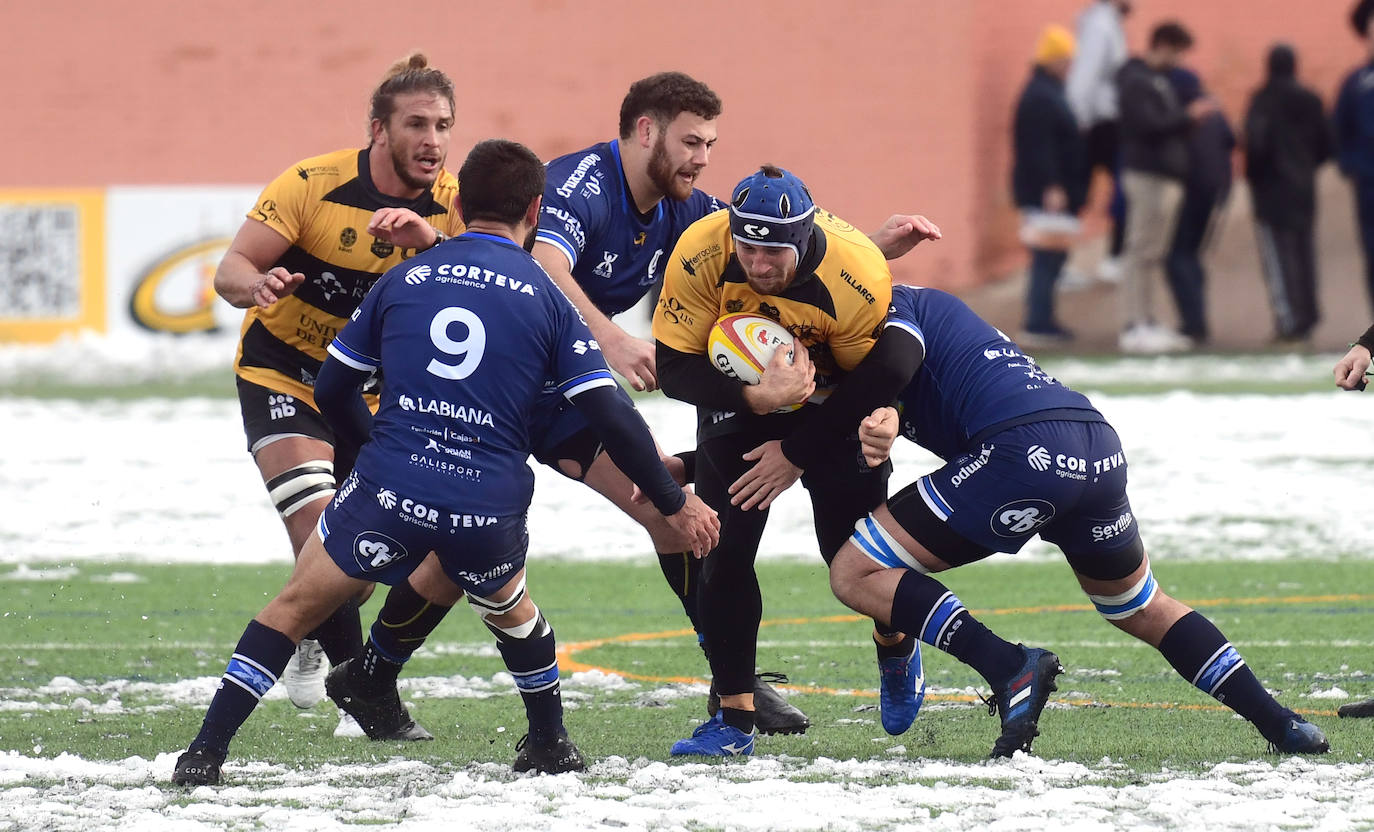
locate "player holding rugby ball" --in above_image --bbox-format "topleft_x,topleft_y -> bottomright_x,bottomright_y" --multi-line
652,165 -> 927,755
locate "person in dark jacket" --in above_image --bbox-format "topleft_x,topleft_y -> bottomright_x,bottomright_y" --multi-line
1165,67 -> 1236,344
1013,24 -> 1089,345
1246,44 -> 1331,343
1115,21 -> 1215,353
1334,0 -> 1374,318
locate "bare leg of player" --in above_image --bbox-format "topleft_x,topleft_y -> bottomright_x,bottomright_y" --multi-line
253,436 -> 369,709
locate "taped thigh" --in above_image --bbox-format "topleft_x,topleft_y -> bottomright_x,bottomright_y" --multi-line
849,515 -> 929,573
1087,568 -> 1159,620
265,459 -> 335,518
467,575 -> 542,639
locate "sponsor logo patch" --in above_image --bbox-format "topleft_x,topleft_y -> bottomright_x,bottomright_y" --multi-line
353,531 -> 408,572
1026,444 -> 1052,471
990,499 -> 1056,537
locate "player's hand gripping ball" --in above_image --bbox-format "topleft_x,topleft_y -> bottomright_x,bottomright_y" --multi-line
707,313 -> 794,385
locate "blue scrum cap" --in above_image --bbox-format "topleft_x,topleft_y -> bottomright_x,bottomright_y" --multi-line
728,165 -> 816,263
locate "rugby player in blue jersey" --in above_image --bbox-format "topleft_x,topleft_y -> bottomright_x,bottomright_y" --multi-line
172,139 -> 719,786
365,71 -> 942,736
822,284 -> 1330,757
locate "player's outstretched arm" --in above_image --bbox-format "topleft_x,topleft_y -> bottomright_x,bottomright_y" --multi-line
367,207 -> 443,251
534,241 -> 658,392
1335,342 -> 1372,390
858,406 -> 900,467
214,219 -> 305,309
774,322 -> 923,471
571,385 -> 720,556
663,493 -> 720,559
728,440 -> 801,511
313,357 -> 374,450
868,214 -> 942,261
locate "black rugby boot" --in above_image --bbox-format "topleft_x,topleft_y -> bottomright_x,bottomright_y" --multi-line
707,671 -> 811,735
512,732 -> 587,774
172,746 -> 225,786
325,659 -> 433,741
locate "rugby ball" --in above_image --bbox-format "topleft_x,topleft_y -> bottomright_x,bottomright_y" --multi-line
708,313 -> 794,385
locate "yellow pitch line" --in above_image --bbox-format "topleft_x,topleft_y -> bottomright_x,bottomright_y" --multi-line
557,593 -> 1371,718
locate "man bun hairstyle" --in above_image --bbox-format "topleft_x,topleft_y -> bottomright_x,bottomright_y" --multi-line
369,51 -> 456,136
458,139 -> 545,225
618,72 -> 722,138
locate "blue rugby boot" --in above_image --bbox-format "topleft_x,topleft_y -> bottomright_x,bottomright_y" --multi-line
878,637 -> 925,736
987,645 -> 1063,758
1266,712 -> 1330,754
670,713 -> 756,757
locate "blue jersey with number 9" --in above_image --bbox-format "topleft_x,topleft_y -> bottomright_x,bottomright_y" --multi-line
327,231 -> 617,515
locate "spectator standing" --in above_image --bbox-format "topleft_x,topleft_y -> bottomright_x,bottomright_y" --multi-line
1334,0 -> 1374,318
1013,24 -> 1089,346
1066,0 -> 1132,280
1245,44 -> 1331,344
1165,67 -> 1236,345
1115,21 -> 1214,353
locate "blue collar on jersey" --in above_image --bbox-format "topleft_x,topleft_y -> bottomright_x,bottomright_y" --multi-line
608,139 -> 665,226
458,231 -> 523,248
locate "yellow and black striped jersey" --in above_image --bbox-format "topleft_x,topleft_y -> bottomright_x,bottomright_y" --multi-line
232,147 -> 464,406
653,207 -> 892,396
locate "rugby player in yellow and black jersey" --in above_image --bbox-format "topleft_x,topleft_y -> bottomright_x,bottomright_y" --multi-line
652,165 -> 917,755
209,53 -> 460,738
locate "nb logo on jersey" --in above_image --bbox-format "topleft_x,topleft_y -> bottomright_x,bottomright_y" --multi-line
594,251 -> 618,278
990,499 -> 1056,537
742,224 -> 770,238
1026,445 -> 1052,472
268,394 -> 296,420
354,534 -> 406,571
573,339 -> 601,355
405,264 -> 431,285
377,489 -> 397,509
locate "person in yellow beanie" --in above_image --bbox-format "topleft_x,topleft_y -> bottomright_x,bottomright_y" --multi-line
1036,24 -> 1076,66
1012,24 -> 1089,346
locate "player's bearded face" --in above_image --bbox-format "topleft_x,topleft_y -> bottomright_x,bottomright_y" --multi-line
646,114 -> 714,202
381,93 -> 453,193
736,241 -> 798,295
647,133 -> 693,201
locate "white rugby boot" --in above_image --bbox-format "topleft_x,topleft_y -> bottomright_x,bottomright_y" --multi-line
283,638 -> 327,708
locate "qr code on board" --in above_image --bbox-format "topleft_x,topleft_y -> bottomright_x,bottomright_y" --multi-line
0,204 -> 81,319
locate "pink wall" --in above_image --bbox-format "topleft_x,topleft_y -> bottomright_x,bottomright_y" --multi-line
3,0 -> 1366,288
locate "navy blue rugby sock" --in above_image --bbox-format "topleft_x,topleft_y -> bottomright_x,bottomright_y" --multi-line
889,570 -> 1024,686
353,581 -> 453,695
491,616 -> 565,743
1157,611 -> 1289,739
190,619 -> 295,756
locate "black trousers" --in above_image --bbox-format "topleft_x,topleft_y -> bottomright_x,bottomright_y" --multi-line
694,429 -> 890,696
1254,218 -> 1319,339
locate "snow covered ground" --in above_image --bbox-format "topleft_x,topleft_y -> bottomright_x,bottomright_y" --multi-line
2,348 -> 1374,830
